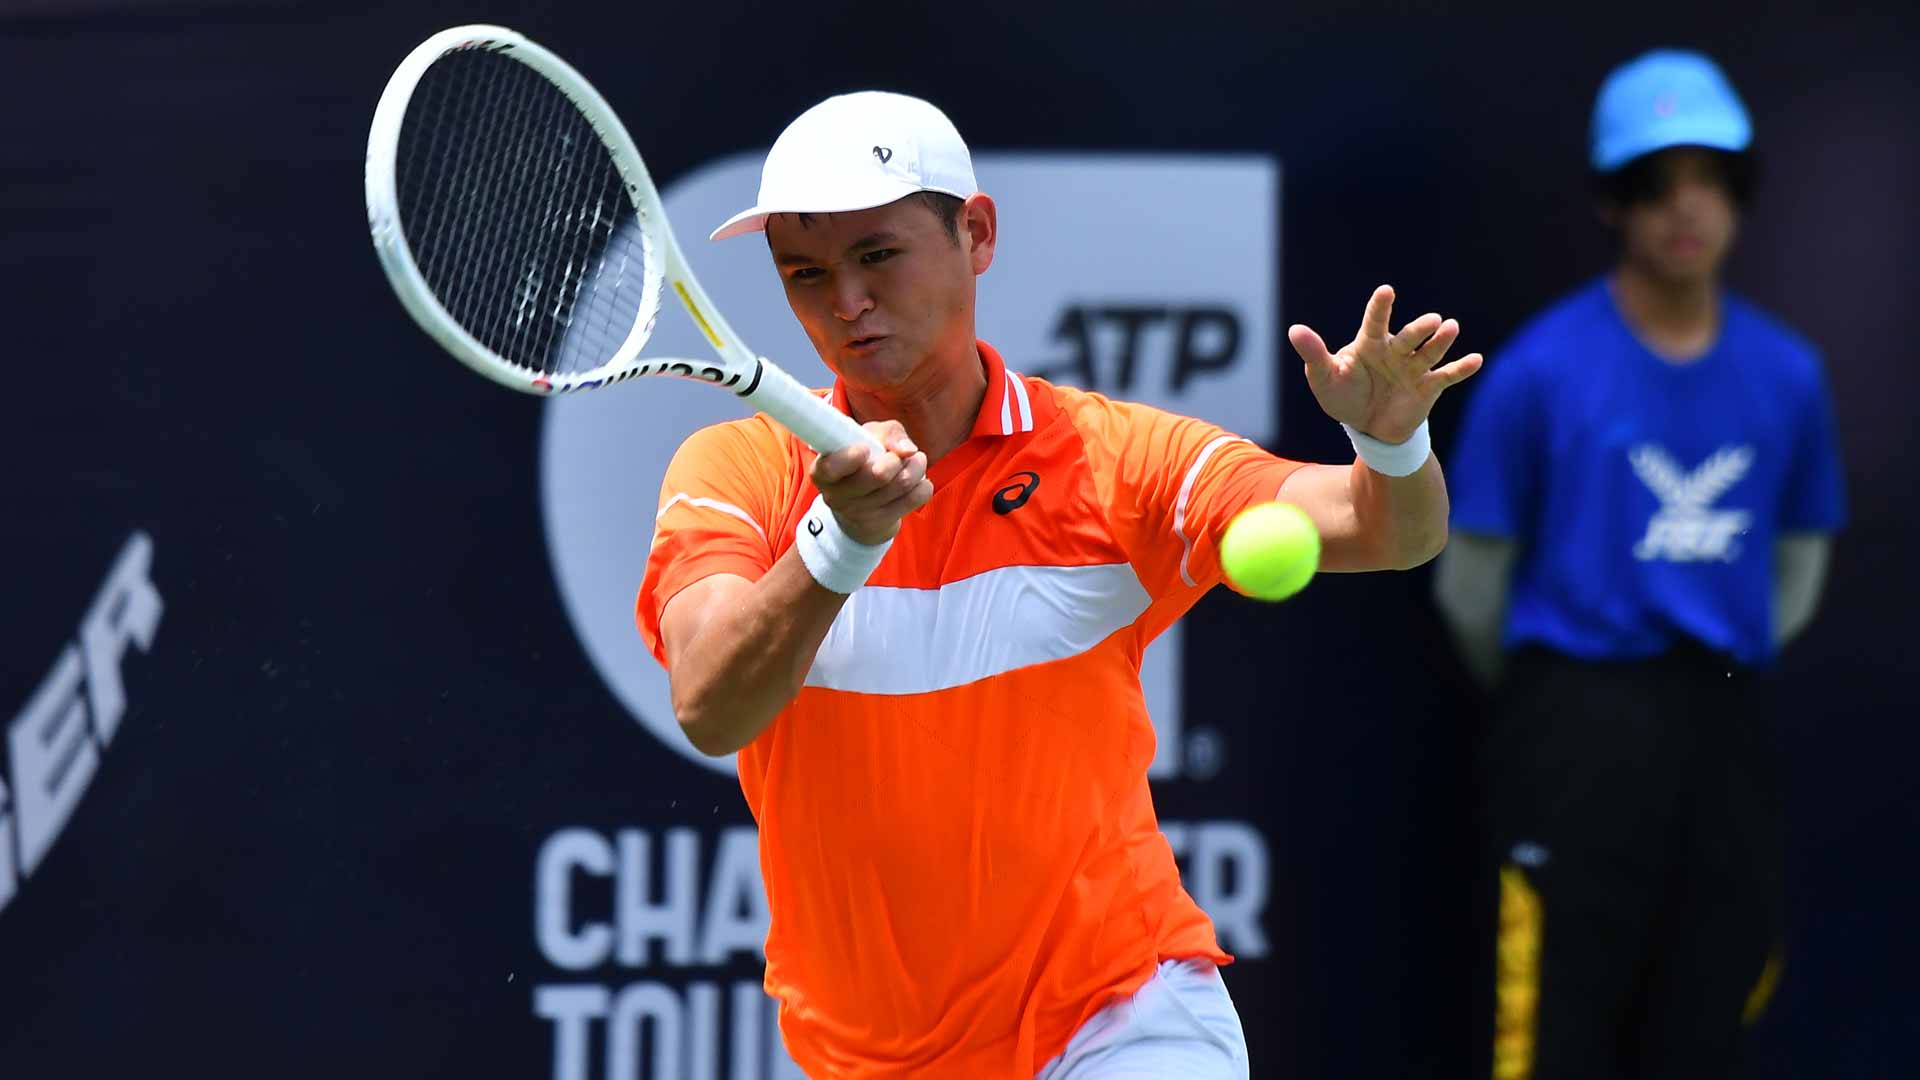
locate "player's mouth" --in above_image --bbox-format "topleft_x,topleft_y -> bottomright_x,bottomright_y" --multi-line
845,335 -> 889,355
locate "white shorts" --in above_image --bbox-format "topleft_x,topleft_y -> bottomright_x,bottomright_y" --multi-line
1034,959 -> 1251,1079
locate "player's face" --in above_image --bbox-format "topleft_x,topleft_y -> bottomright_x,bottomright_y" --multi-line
1615,148 -> 1740,287
767,196 -> 987,391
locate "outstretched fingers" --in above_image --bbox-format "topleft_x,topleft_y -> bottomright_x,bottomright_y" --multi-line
1288,323 -> 1338,382
1359,284 -> 1397,342
1426,352 -> 1484,389
1408,317 -> 1459,368
1392,312 -> 1445,358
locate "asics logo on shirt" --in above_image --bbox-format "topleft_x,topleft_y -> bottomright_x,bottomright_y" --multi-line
992,471 -> 1040,515
1629,444 -> 1754,563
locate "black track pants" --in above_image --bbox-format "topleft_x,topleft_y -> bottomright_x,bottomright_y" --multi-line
1483,646 -> 1784,1080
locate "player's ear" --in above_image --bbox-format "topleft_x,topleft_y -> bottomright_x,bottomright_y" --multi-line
962,193 -> 997,275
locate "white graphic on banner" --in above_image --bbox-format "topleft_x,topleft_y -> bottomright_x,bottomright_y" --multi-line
1629,444 -> 1754,562
529,821 -> 1268,1079
541,153 -> 1280,780
532,826 -> 804,1079
2,531 -> 162,917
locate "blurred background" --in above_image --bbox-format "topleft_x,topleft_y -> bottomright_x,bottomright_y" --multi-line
2,1 -> 1915,1077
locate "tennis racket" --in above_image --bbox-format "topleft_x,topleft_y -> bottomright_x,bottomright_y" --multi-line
364,24 -> 876,455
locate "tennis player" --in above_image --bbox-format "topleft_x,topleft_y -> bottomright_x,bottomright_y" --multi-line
1436,50 -> 1847,1078
638,91 -> 1481,1078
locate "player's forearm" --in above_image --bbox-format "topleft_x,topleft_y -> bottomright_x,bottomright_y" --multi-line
669,554 -> 848,756
1346,455 -> 1450,571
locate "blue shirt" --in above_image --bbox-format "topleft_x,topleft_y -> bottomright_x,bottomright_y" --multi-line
1448,278 -> 1847,666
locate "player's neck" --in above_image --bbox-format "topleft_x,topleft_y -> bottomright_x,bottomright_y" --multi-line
1609,264 -> 1720,363
844,342 -> 988,464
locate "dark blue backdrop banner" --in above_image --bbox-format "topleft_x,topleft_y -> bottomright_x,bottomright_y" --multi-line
2,2 -> 1914,1077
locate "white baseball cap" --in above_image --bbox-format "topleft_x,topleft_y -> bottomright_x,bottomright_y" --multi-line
709,91 -> 978,242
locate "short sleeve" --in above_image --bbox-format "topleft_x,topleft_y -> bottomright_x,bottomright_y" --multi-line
1080,395 -> 1307,599
635,419 -> 791,668
1447,348 -> 1543,539
1779,358 -> 1848,533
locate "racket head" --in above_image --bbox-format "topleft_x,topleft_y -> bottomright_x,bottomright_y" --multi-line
366,25 -> 698,395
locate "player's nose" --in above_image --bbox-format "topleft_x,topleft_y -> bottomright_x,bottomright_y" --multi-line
831,277 -> 875,322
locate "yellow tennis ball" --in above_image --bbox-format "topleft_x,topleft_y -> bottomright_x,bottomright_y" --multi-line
1219,502 -> 1320,601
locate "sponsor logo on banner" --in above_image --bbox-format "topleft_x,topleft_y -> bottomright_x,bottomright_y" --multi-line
2,531 -> 162,917
530,825 -> 806,1080
527,821 -> 1270,1079
534,155 -> 1280,1076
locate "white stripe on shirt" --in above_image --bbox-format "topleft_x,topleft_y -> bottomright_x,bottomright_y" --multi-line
804,562 -> 1151,695
1171,435 -> 1246,588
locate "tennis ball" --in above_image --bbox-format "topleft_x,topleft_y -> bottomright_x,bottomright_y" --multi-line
1219,502 -> 1320,602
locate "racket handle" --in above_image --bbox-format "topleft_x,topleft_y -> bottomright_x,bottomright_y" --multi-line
744,357 -> 884,455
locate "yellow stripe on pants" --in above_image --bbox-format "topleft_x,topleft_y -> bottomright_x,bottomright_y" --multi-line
1493,865 -> 1543,1080
1743,946 -> 1784,1026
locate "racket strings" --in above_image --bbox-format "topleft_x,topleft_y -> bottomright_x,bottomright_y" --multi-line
395,47 -> 654,377
475,58 -> 574,362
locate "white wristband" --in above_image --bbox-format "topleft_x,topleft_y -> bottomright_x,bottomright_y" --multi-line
1343,420 -> 1432,477
794,494 -> 892,594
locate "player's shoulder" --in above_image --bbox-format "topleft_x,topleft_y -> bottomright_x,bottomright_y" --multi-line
669,410 -> 801,469
1039,379 -> 1184,432
1037,380 -> 1200,453
1034,380 -> 1246,481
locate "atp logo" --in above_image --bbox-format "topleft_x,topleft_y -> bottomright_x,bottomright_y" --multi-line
1629,444 -> 1754,563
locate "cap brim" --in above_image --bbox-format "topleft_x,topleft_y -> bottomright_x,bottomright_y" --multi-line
709,208 -> 773,242
707,178 -> 967,241
1594,120 -> 1752,172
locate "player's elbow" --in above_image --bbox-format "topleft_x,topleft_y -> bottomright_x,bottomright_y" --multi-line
675,703 -> 745,758
670,682 -> 747,757
1388,518 -> 1448,571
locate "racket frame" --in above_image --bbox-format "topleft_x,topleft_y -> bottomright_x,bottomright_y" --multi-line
366,24 -> 874,453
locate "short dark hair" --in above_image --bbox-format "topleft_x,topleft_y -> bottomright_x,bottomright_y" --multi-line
1592,147 -> 1757,208
910,191 -> 965,243
776,191 -> 965,244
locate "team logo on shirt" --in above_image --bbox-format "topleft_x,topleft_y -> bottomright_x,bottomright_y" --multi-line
991,471 -> 1039,514
1629,444 -> 1754,562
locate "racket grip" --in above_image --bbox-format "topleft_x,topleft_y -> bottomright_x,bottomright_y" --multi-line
745,357 -> 884,455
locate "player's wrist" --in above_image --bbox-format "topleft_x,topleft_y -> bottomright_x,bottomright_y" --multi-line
795,494 -> 892,593
1343,419 -> 1432,477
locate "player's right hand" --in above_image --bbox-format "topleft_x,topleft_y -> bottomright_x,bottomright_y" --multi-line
810,420 -> 933,545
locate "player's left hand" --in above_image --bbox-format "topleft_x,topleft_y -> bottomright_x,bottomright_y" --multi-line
1288,284 -> 1483,444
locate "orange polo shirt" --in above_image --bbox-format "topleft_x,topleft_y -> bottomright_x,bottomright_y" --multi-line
637,341 -> 1305,1078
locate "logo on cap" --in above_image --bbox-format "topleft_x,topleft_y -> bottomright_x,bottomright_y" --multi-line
872,146 -> 893,165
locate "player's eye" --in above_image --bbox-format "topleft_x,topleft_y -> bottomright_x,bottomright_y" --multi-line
787,266 -> 825,284
859,248 -> 897,266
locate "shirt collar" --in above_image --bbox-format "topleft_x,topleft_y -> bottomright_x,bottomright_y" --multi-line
828,340 -> 1035,441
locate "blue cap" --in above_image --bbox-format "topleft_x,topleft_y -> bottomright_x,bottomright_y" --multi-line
1590,49 -> 1752,173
